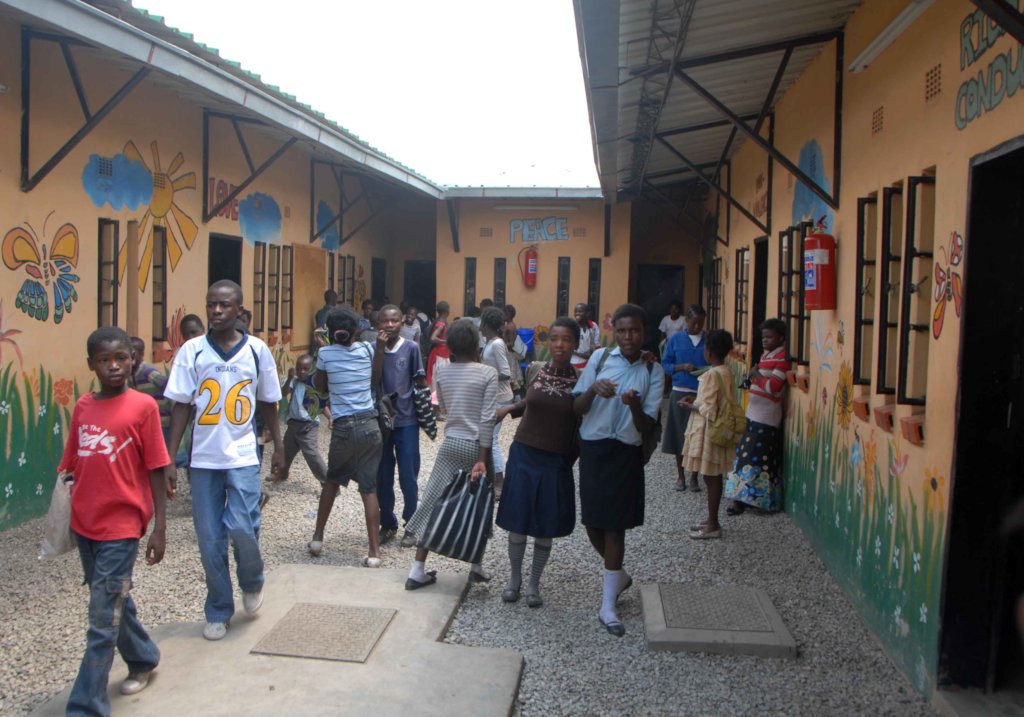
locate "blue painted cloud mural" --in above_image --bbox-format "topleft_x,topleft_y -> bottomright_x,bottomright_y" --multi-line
316,200 -> 340,251
238,192 -> 282,244
82,154 -> 152,210
792,139 -> 834,233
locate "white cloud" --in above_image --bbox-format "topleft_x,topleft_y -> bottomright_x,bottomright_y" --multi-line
136,0 -> 600,187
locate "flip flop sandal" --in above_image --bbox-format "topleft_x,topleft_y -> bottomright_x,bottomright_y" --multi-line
689,528 -> 723,539
361,556 -> 382,568
688,523 -> 709,532
599,615 -> 626,637
405,570 -> 438,590
308,540 -> 323,557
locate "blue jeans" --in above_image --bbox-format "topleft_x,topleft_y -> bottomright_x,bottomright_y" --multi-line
377,424 -> 420,530
68,535 -> 159,717
190,465 -> 264,623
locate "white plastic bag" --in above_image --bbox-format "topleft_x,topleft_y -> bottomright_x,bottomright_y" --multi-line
39,472 -> 75,559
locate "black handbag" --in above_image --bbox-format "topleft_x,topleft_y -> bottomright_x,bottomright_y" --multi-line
416,470 -> 494,564
413,385 -> 438,440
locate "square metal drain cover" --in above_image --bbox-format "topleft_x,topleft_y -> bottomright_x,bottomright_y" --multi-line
251,603 -> 396,663
641,584 -> 796,658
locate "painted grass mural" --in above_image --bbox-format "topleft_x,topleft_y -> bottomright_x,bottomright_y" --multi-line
0,363 -> 78,529
784,359 -> 945,695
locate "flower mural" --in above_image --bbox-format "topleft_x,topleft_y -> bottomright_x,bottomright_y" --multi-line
835,361 -> 853,431
0,300 -> 23,367
53,378 -> 73,407
784,352 -> 947,695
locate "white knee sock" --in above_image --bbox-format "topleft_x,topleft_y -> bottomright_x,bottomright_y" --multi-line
601,569 -> 623,623
409,560 -> 426,582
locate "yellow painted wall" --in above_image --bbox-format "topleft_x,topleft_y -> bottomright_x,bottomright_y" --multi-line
0,16 -> 431,527
709,0 -> 1024,694
434,199 -> 631,331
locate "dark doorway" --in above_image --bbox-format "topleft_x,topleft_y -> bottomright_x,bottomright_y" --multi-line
750,237 -> 770,364
403,260 -> 436,314
209,234 -> 242,287
371,257 -> 387,304
941,140 -> 1024,700
635,263 -> 684,352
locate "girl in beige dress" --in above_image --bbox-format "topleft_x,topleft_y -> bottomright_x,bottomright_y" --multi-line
680,329 -> 736,539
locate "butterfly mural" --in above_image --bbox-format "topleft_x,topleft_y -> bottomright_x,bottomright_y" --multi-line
2,216 -> 80,324
932,231 -> 963,339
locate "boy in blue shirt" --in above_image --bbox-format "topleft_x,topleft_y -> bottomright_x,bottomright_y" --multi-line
660,305 -> 708,491
275,354 -> 328,484
375,305 -> 426,545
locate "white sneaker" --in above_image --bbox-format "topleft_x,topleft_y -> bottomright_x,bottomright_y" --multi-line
120,670 -> 153,695
243,589 -> 264,615
202,621 -> 228,641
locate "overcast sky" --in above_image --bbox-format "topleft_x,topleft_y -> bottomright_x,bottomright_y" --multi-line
135,0 -> 600,188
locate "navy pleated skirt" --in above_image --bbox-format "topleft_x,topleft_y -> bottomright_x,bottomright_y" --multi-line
495,441 -> 576,538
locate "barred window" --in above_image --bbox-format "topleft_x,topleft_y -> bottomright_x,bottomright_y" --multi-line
734,247 -> 749,344
253,243 -> 266,332
556,257 -> 571,318
854,197 -> 878,385
877,186 -> 904,394
280,246 -> 294,330
897,175 -> 936,405
151,227 -> 168,341
97,219 -> 119,327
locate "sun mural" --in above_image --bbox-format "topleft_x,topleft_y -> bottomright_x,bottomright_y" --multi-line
117,140 -> 198,290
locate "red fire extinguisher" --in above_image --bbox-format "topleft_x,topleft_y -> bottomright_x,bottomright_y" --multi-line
804,219 -> 836,310
518,245 -> 538,288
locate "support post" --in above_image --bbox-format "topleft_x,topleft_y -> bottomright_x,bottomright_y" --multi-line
674,67 -> 838,210
447,200 -> 460,253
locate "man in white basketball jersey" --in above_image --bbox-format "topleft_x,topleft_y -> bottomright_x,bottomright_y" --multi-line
165,280 -> 283,641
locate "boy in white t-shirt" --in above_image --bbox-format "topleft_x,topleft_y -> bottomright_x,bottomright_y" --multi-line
165,280 -> 283,642
658,300 -> 686,343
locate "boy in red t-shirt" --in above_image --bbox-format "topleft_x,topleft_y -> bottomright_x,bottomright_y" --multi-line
58,327 -> 171,715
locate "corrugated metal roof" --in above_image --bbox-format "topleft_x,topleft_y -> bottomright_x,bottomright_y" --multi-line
577,0 -> 862,200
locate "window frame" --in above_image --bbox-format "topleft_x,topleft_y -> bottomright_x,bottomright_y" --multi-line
253,242 -> 267,332
877,186 -> 904,395
151,225 -> 168,341
493,257 -> 506,307
587,258 -> 602,320
897,176 -> 936,406
267,244 -> 280,332
734,247 -> 749,345
853,196 -> 878,386
556,257 -> 571,318
777,223 -> 811,365
326,252 -> 335,294
346,255 -> 355,305
464,257 -> 477,315
280,245 -> 294,330
97,219 -> 119,327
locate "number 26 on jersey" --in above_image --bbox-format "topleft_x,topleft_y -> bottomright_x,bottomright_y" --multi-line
197,379 -> 253,425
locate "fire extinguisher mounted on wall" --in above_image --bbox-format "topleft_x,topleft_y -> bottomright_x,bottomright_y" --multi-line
804,216 -> 837,311
518,244 -> 538,288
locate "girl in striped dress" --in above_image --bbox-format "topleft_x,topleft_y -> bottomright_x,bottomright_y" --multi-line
404,319 -> 497,589
725,319 -> 790,513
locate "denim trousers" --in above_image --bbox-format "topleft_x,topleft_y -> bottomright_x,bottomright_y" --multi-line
190,465 -> 264,623
67,534 -> 159,717
377,423 -> 421,529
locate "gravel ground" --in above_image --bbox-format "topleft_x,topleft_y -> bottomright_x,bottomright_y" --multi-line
0,416 -> 933,716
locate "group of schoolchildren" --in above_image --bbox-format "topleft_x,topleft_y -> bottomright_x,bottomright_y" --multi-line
58,275 -> 787,716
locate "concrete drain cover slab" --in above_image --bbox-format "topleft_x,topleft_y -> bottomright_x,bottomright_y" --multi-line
251,603 -> 396,663
641,584 -> 796,658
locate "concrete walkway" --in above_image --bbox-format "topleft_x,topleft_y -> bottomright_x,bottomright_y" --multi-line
30,565 -> 522,717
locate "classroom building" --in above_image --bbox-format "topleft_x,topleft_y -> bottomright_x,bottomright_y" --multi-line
576,0 -> 1024,706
